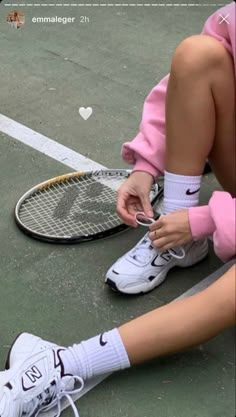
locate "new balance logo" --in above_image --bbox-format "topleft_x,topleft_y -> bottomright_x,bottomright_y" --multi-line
25,366 -> 42,383
22,366 -> 43,391
151,252 -> 172,267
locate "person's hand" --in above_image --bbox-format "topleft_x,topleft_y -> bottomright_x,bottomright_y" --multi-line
117,171 -> 154,227
149,209 -> 192,250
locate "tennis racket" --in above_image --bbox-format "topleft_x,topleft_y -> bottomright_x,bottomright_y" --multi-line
15,169 -> 163,243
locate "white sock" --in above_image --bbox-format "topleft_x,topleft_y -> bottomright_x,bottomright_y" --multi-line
61,328 -> 130,380
164,171 -> 202,214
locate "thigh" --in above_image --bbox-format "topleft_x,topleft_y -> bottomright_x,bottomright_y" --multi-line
208,47 -> 236,196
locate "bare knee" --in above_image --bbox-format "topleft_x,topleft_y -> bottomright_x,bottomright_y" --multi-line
170,35 -> 229,79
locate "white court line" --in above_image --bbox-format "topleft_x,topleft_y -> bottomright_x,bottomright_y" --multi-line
0,113 -> 233,415
0,114 -> 105,172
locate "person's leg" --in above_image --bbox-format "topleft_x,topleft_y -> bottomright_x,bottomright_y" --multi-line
106,35 -> 235,294
63,264 -> 235,374
120,264 -> 235,364
165,34 -> 235,197
1,266 -> 235,417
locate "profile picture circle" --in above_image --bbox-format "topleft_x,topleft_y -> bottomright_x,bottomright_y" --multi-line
7,10 -> 25,29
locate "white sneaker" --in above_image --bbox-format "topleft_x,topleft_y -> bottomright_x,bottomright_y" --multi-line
105,233 -> 208,294
0,333 -> 84,417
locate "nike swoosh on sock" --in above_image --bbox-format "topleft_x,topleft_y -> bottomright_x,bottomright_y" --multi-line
186,188 -> 200,195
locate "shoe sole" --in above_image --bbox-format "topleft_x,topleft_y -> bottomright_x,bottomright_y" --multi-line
106,248 -> 208,295
106,267 -> 171,295
106,278 -> 146,296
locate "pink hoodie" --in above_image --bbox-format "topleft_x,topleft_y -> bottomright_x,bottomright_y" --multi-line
121,2 -> 236,262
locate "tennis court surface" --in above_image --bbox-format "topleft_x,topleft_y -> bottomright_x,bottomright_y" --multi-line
0,2 -> 235,416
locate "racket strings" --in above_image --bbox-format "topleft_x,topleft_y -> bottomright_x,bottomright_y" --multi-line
18,175 -> 124,238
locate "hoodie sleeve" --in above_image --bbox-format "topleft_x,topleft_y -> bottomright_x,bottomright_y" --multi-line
201,2 -> 235,64
121,74 -> 169,179
189,192 -> 236,262
121,2 -> 235,178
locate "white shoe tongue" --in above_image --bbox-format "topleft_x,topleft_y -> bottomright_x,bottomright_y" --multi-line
63,376 -> 75,391
130,237 -> 154,264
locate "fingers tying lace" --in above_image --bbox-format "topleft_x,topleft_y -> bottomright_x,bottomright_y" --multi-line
135,212 -> 185,260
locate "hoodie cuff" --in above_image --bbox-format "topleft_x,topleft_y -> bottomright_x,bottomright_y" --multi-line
132,154 -> 161,180
189,205 -> 216,240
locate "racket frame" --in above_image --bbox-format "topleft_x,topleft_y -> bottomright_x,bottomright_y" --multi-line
15,169 -> 163,243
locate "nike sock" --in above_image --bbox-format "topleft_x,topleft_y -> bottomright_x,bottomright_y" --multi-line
61,328 -> 130,380
164,171 -> 201,214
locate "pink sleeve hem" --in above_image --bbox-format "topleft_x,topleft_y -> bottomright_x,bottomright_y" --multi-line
188,206 -> 216,240
132,156 -> 161,180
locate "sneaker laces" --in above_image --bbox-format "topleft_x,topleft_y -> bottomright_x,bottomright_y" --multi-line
130,234 -> 155,264
134,212 -> 185,261
20,375 -> 84,417
54,376 -> 84,417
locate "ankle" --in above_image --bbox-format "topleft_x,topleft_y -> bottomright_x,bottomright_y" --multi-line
61,329 -> 130,381
164,171 -> 201,214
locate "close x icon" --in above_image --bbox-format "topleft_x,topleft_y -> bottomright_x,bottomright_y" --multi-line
218,13 -> 230,24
